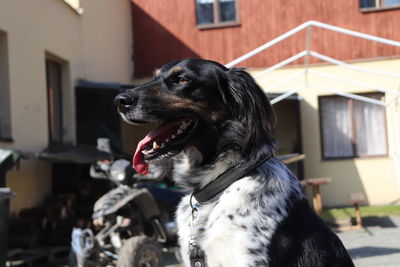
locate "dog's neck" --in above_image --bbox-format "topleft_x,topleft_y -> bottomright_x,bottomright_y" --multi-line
172,145 -> 272,192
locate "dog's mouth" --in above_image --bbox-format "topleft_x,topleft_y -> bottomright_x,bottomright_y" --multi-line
133,116 -> 198,174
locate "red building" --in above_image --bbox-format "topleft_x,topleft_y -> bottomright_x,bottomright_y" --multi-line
131,0 -> 400,78
129,1 -> 400,208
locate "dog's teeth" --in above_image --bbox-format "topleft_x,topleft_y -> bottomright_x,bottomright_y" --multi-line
165,138 -> 169,143
142,148 -> 154,155
153,141 -> 160,149
177,129 -> 183,135
171,134 -> 176,139
161,142 -> 166,148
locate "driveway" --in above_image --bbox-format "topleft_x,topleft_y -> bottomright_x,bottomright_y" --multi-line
165,216 -> 400,267
338,216 -> 400,267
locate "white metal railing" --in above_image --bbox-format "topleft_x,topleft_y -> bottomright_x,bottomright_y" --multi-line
309,51 -> 400,79
263,70 -> 305,92
225,20 -> 400,189
225,20 -> 400,106
225,23 -> 312,68
253,51 -> 308,78
271,81 -> 388,106
254,50 -> 400,106
255,51 -> 400,102
226,20 -> 400,68
308,83 -> 387,106
270,84 -> 305,105
308,70 -> 400,96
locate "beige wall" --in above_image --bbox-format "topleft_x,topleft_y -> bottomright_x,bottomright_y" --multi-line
6,160 -> 52,214
251,58 -> 400,207
0,0 -> 132,214
80,0 -> 133,83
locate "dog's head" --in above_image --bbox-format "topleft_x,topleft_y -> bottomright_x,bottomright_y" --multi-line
115,59 -> 276,175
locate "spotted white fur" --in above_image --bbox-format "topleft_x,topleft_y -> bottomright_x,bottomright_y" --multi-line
174,147 -> 303,267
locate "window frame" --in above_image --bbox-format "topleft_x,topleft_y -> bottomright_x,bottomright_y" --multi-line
318,92 -> 389,160
195,0 -> 240,30
360,0 -> 400,13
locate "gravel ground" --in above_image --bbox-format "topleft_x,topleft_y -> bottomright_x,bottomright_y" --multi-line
165,216 -> 400,267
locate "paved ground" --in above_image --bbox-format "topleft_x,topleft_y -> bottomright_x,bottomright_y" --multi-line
164,252 -> 181,267
337,216 -> 400,267
165,216 -> 400,267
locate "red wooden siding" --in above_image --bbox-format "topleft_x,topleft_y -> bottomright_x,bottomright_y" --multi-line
131,0 -> 400,78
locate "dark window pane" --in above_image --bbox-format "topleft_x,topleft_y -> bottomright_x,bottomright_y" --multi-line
219,0 -> 236,22
196,0 -> 214,25
353,94 -> 387,156
320,96 -> 354,158
360,0 -> 376,8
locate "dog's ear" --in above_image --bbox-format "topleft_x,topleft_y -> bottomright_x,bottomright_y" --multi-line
223,68 -> 276,156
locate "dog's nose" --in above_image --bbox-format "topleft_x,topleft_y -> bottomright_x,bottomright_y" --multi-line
114,93 -> 136,108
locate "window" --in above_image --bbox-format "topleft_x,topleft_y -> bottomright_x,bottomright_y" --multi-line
46,59 -> 63,144
195,0 -> 238,28
0,30 -> 12,141
360,0 -> 400,9
319,93 -> 388,159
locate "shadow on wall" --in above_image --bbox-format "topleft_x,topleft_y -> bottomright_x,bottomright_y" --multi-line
131,2 -> 200,78
273,98 -> 304,180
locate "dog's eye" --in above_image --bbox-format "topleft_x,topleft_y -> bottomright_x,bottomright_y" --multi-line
177,77 -> 189,85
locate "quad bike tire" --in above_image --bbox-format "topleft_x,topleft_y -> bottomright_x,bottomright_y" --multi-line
116,235 -> 163,267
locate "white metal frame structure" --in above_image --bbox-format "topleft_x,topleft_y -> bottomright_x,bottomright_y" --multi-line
225,20 -> 400,189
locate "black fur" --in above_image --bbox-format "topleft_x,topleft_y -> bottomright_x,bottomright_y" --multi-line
269,198 -> 353,267
115,58 -> 354,267
116,59 -> 276,174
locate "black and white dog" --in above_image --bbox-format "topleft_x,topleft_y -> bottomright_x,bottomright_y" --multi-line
115,59 -> 354,267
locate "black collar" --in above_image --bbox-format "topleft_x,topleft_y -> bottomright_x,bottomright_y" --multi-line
192,154 -> 273,204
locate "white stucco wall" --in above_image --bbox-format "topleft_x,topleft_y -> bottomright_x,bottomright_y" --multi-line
0,0 -> 132,213
250,58 -> 400,207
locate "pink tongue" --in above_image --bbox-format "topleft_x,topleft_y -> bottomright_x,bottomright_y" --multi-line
133,135 -> 152,175
133,119 -> 186,175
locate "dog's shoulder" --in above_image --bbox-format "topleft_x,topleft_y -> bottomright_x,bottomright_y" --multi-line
176,157 -> 306,266
268,197 -> 355,267
261,160 -> 354,267
176,157 -> 354,267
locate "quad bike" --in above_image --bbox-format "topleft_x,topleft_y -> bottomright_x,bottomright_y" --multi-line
70,146 -> 183,267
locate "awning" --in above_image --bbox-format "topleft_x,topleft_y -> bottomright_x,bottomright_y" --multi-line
37,145 -> 112,164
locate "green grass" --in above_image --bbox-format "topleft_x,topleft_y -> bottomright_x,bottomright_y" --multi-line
321,205 -> 400,221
